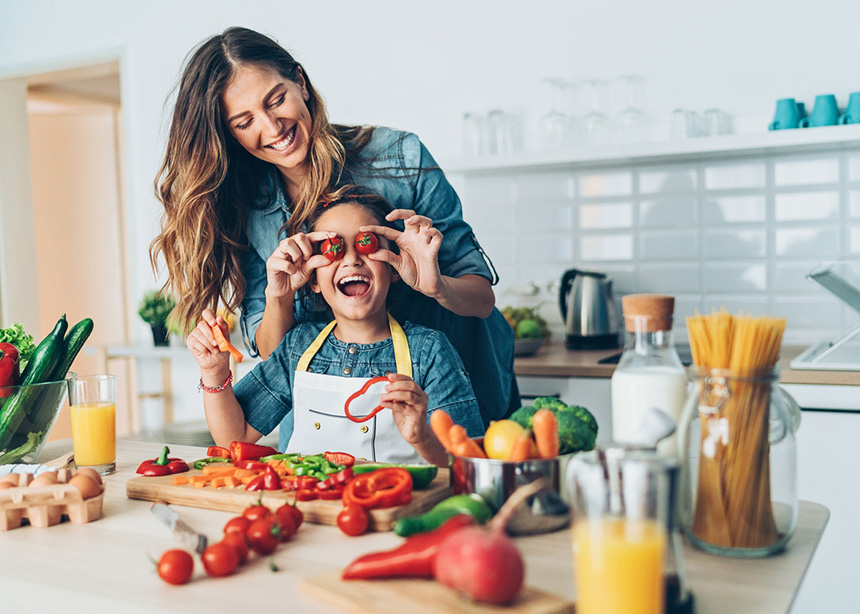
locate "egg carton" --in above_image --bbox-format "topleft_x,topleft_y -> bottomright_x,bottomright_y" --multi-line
0,469 -> 105,530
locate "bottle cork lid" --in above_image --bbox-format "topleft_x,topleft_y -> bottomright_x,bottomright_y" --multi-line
621,294 -> 675,332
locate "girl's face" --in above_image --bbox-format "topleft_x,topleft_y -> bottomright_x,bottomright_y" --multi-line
221,65 -> 313,185
310,204 -> 398,325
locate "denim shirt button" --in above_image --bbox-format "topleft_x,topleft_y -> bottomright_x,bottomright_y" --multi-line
384,370 -> 392,376
343,367 -> 352,375
348,346 -> 357,355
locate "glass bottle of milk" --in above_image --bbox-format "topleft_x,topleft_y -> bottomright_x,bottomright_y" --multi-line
611,294 -> 688,457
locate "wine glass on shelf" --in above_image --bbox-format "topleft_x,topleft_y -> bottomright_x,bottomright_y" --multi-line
615,75 -> 649,144
580,79 -> 609,145
539,78 -> 572,151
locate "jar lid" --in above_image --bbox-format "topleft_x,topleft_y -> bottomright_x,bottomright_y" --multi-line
622,294 -> 675,332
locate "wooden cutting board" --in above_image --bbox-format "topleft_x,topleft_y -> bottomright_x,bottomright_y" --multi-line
126,467 -> 451,531
300,570 -> 575,614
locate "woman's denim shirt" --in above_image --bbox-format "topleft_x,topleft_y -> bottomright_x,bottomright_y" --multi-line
235,320 -> 485,452
239,127 -> 518,427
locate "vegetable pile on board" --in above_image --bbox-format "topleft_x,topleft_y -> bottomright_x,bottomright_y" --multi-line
0,315 -> 94,463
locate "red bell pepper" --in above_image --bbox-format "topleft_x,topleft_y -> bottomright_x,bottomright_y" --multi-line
316,468 -> 354,491
342,467 -> 412,509
263,466 -> 281,490
0,342 -> 20,398
324,451 -> 356,468
207,445 -> 231,458
230,440 -> 278,462
344,376 -> 389,423
136,446 -> 190,476
245,474 -> 266,491
296,489 -> 318,501
234,460 -> 268,471
341,514 -> 476,579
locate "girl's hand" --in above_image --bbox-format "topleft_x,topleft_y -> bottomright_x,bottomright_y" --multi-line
186,309 -> 231,374
379,373 -> 431,446
265,232 -> 334,300
363,210 -> 443,299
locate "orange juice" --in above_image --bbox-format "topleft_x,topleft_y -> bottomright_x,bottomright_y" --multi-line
70,402 -> 116,466
572,517 -> 666,614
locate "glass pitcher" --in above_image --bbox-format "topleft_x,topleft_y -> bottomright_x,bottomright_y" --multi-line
678,366 -> 800,557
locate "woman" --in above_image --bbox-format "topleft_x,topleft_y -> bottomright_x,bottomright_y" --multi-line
151,26 -> 517,431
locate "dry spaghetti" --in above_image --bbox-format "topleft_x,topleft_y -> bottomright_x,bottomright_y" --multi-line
686,308 -> 786,549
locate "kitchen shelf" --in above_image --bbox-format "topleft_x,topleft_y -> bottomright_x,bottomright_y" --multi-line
441,123 -> 860,174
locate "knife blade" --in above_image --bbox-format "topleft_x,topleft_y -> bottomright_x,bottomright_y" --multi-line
150,502 -> 208,554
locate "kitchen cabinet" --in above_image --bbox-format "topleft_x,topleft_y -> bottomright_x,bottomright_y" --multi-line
516,375 -> 613,445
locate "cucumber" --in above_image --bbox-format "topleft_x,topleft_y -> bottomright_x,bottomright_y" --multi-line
351,463 -> 439,489
0,315 -> 67,452
50,317 -> 94,380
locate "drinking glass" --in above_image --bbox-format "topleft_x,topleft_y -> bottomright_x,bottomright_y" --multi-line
540,78 -> 572,151
69,375 -> 117,475
580,79 -> 610,144
615,75 -> 649,143
462,112 -> 485,157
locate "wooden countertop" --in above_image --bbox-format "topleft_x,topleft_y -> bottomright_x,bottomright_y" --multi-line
515,342 -> 860,386
0,440 -> 830,613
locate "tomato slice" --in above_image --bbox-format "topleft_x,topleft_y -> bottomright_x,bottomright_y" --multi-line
324,451 -> 356,468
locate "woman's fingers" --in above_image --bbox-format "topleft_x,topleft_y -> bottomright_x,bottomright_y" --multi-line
386,208 -> 417,222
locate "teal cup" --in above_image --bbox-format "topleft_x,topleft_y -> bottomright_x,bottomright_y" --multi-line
799,94 -> 840,127
769,98 -> 801,130
838,92 -> 860,125
796,101 -> 807,120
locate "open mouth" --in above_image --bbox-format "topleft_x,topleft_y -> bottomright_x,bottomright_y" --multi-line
337,275 -> 371,297
266,124 -> 297,152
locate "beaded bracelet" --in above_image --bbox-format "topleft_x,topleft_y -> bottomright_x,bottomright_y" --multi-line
198,371 -> 233,393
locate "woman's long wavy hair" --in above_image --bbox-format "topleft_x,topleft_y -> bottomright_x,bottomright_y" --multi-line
151,26 -> 371,331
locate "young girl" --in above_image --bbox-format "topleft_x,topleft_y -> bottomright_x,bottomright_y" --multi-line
186,191 -> 483,467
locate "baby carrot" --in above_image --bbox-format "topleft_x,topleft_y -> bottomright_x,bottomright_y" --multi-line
210,322 -> 243,363
430,410 -> 455,452
448,424 -> 487,459
508,430 -> 534,461
533,409 -> 559,459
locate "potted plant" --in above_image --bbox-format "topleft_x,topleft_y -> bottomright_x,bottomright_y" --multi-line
137,290 -> 177,347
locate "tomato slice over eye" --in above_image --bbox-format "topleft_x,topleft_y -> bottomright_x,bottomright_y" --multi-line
354,231 -> 379,254
321,236 -> 345,261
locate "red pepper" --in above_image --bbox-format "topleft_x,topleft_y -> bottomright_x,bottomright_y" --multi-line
229,441 -> 279,462
245,474 -> 266,492
234,460 -> 268,471
280,477 -> 299,491
296,489 -> 318,501
316,468 -> 354,491
0,342 -> 20,398
344,376 -> 389,423
342,467 -> 412,509
341,514 -> 476,579
136,446 -> 190,476
207,445 -> 231,458
263,466 -> 282,491
324,451 -> 356,468
317,487 -> 345,500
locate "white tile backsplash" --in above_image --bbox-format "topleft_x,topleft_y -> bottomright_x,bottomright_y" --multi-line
459,148 -> 860,342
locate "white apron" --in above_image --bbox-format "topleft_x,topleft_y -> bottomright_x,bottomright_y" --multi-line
287,314 -> 421,463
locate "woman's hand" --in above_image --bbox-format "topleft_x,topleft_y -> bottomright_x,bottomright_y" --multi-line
363,210 -> 443,299
186,309 -> 231,376
264,232 -> 334,300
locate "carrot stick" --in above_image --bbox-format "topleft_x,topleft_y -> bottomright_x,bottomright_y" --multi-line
210,322 -> 243,362
172,475 -> 189,486
430,410 -> 455,452
508,430 -> 534,461
448,424 -> 487,459
533,409 -> 560,459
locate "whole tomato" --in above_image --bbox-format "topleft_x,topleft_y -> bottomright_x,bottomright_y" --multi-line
157,549 -> 194,585
280,502 -> 304,530
246,519 -> 281,555
274,505 -> 297,542
337,504 -> 370,537
354,231 -> 378,255
223,515 -> 251,535
220,532 -> 250,565
201,542 -> 239,578
242,503 -> 272,523
321,236 -> 345,261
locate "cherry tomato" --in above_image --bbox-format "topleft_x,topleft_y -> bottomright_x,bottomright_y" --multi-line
281,502 -> 304,529
274,505 -> 297,542
354,231 -> 378,255
242,503 -> 272,522
220,532 -> 250,565
223,515 -> 251,535
201,542 -> 239,578
157,549 -> 194,585
337,504 -> 370,537
246,519 -> 281,555
321,236 -> 345,261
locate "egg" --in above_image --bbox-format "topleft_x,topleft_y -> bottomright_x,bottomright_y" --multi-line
29,471 -> 59,488
74,467 -> 103,485
68,474 -> 101,500
0,481 -> 17,491
0,473 -> 23,486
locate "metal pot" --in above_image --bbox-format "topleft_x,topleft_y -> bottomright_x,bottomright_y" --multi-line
449,449 -> 574,535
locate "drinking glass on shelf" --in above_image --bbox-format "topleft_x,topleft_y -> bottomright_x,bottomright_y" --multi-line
614,75 -> 649,143
540,78 -> 572,151
462,112 -> 485,157
580,79 -> 610,144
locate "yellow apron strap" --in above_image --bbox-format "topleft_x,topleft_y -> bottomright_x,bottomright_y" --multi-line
296,314 -> 412,377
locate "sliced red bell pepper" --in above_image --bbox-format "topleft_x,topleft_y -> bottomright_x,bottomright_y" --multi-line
263,466 -> 282,491
316,468 -> 354,491
342,467 -> 412,509
324,451 -> 356,468
296,489 -> 318,501
207,445 -> 231,458
317,487 -> 345,500
0,342 -> 20,398
234,460 -> 268,471
136,446 -> 190,476
344,376 -> 389,423
342,514 -> 476,579
245,474 -> 266,492
230,440 -> 278,462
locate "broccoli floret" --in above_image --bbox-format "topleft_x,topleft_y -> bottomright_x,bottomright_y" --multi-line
532,396 -> 565,411
509,405 -> 539,430
509,399 -> 598,454
559,404 -> 598,435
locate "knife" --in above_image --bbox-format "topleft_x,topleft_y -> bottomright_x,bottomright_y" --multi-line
150,502 -> 209,554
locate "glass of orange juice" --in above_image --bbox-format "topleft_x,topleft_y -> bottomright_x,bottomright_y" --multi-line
69,375 -> 117,475
568,448 -> 677,614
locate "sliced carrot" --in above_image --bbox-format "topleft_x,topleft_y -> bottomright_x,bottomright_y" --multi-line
202,465 -> 236,476
233,468 -> 257,479
173,475 -> 189,486
192,480 -> 207,488
508,430 -> 534,461
448,424 -> 487,459
240,474 -> 261,485
533,409 -> 560,459
430,410 -> 455,452
210,322 -> 243,363
210,477 -> 226,488
189,475 -> 210,486
224,476 -> 240,488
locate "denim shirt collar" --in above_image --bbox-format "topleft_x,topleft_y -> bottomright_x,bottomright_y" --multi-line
256,170 -> 289,215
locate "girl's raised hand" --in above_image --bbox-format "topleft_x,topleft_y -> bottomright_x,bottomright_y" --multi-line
265,231 -> 334,299
379,373 -> 431,446
363,210 -> 443,298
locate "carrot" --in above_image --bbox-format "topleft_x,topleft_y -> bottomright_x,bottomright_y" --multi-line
448,424 -> 487,459
210,477 -> 226,488
202,465 -> 235,477
430,410 -> 455,452
172,475 -> 189,486
508,430 -> 534,461
189,475 -> 210,486
224,476 -> 240,488
533,409 -> 559,459
210,322 -> 243,363
233,468 -> 257,479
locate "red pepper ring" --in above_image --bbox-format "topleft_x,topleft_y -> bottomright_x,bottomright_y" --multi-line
344,376 -> 389,423
342,467 -> 412,509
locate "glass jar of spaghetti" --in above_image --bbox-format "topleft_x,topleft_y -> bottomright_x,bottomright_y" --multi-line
678,366 -> 800,557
